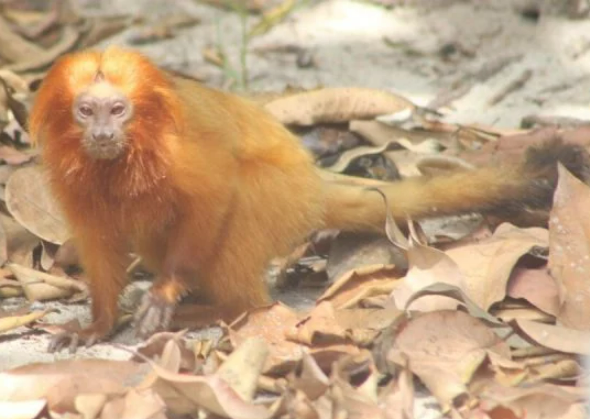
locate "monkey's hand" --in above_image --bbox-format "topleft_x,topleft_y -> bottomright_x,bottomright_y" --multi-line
134,290 -> 177,339
47,320 -> 111,353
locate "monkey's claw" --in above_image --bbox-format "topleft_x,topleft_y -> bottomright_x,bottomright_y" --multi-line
47,328 -> 101,354
134,290 -> 176,339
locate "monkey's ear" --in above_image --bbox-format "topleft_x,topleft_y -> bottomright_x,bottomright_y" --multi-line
94,70 -> 105,82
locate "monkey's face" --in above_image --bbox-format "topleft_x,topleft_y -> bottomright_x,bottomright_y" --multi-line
73,82 -> 133,160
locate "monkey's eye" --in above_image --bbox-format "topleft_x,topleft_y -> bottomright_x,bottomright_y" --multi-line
111,104 -> 125,116
79,105 -> 93,117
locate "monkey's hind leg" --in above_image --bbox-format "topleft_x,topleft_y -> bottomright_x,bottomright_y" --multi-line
171,221 -> 275,332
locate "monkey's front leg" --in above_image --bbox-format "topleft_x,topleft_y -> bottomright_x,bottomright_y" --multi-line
134,226 -> 201,339
134,273 -> 190,338
48,233 -> 129,353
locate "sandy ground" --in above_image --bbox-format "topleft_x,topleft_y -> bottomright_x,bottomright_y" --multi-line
1,0 -> 590,395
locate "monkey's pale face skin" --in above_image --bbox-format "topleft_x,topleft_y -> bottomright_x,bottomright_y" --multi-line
73,81 -> 133,160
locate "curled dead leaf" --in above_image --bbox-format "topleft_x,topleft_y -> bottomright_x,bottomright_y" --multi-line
0,308 -> 54,333
8,263 -> 87,302
0,400 -> 49,419
5,166 -> 69,245
386,310 -> 510,410
216,338 -> 269,402
144,354 -> 272,418
288,352 -> 329,401
0,359 -> 149,413
265,87 -> 414,126
319,264 -> 401,309
227,303 -> 303,374
511,319 -> 590,355
548,165 -> 590,330
287,301 -> 347,346
325,141 -> 398,173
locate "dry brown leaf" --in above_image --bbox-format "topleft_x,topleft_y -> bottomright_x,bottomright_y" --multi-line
8,263 -> 86,302
548,165 -> 590,330
129,14 -> 200,45
493,305 -> 554,323
5,26 -> 80,73
287,301 -> 346,346
0,15 -> 44,63
0,308 -> 54,333
330,353 -> 383,419
318,264 -> 401,309
350,119 -> 449,147
132,331 -> 197,372
386,310 -> 511,410
39,240 -> 57,271
143,353 -> 272,418
227,303 -> 302,374
121,388 -> 166,419
0,165 -> 18,189
5,166 -> 69,245
378,357 -> 414,419
0,73 -> 30,135
0,70 -> 29,94
265,87 -> 414,126
478,382 -> 586,419
382,148 -> 425,177
0,278 -> 22,299
0,400 -> 49,419
3,0 -> 62,39
0,213 -> 37,268
273,389 -> 320,419
486,354 -> 528,388
79,15 -> 133,49
507,266 -> 559,316
249,0 -> 296,38
444,223 -> 548,311
334,306 -> 403,332
531,358 -> 580,382
217,338 -> 269,402
390,239 -> 464,312
308,343 -> 362,373
292,306 -> 399,348
0,359 -> 149,413
401,282 -> 534,349
403,283 -> 501,325
326,233 -> 406,283
74,394 -> 107,419
202,46 -> 225,68
288,352 -> 330,401
325,141 -> 398,173
511,319 -> 590,355
317,169 -> 390,187
98,388 -> 166,419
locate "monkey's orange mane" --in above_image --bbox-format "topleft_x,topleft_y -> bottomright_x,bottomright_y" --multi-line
29,47 -> 184,198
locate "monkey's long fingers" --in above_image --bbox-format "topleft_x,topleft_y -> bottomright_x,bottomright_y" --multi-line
47,332 -> 80,354
134,291 -> 176,339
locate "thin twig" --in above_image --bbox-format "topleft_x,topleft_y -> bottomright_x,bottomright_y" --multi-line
487,69 -> 533,106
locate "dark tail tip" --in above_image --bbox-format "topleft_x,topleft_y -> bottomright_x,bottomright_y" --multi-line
488,138 -> 590,226
524,138 -> 590,185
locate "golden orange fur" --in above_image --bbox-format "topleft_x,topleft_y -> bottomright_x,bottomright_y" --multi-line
29,47 -> 585,349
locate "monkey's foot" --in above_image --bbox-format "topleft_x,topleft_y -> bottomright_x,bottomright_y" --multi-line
134,290 -> 177,339
47,322 -> 109,353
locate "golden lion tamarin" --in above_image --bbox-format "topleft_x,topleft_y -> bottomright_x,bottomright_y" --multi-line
28,47 -> 589,352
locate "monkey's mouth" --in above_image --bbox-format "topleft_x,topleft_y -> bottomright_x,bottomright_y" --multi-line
82,138 -> 126,160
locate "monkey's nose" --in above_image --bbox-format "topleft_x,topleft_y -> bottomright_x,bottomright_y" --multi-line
92,131 -> 114,141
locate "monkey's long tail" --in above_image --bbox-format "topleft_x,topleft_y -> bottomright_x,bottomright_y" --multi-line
321,140 -> 590,232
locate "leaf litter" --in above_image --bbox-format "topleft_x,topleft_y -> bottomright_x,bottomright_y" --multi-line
0,2 -> 589,418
